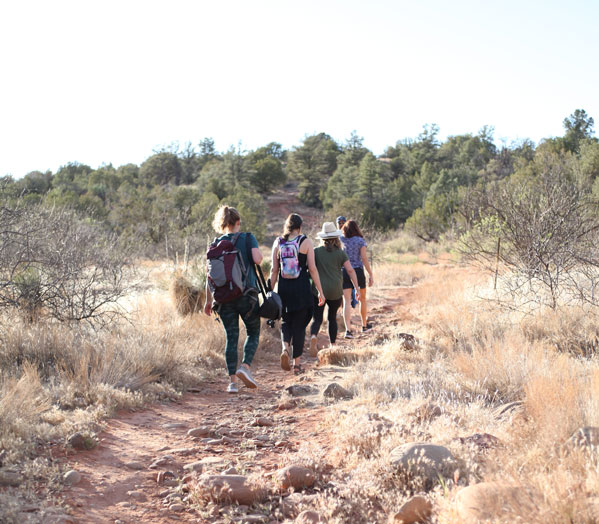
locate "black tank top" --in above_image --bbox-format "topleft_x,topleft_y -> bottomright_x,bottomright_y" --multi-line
278,236 -> 313,313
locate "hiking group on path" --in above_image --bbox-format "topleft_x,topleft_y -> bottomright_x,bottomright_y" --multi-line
204,205 -> 375,393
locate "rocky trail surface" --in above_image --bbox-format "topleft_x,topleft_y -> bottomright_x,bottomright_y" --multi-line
57,286 -> 412,524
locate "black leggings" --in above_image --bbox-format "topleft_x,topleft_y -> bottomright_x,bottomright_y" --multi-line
310,296 -> 343,343
281,307 -> 313,359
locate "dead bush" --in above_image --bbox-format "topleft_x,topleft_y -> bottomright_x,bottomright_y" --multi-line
0,204 -> 133,325
170,272 -> 205,315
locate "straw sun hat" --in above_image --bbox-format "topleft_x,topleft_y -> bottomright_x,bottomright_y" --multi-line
316,222 -> 343,239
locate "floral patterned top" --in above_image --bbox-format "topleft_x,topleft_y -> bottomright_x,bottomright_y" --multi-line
340,235 -> 367,268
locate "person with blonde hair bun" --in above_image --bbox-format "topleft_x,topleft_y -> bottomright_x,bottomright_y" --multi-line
269,213 -> 325,374
204,205 -> 263,393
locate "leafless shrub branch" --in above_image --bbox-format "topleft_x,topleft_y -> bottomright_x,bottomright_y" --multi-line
0,204 -> 133,326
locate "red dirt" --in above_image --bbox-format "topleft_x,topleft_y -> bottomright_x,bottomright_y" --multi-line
59,286 -> 414,523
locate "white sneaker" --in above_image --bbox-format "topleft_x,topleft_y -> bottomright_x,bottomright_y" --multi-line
235,367 -> 258,389
227,382 -> 238,394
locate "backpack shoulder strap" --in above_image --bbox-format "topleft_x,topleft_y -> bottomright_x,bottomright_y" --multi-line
231,232 -> 242,246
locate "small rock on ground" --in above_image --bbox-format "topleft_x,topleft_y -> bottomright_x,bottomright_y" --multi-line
390,442 -> 456,484
389,495 -> 432,523
322,383 -> 353,400
63,470 -> 82,486
276,465 -> 316,490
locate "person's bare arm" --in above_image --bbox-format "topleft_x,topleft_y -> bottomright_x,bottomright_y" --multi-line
360,245 -> 374,286
269,242 -> 279,290
343,260 -> 360,292
306,240 -> 325,305
252,247 -> 263,265
203,281 -> 213,316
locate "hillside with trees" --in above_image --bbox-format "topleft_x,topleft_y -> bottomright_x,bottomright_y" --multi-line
1,109 -> 597,260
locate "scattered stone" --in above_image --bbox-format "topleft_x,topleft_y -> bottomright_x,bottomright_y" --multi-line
276,465 -> 316,490
156,470 -> 177,485
183,456 -> 225,473
566,426 -> 599,449
19,505 -> 39,513
205,438 -> 225,445
63,470 -> 82,486
254,417 -> 274,427
278,399 -> 298,410
171,447 -> 195,456
195,474 -> 267,505
150,457 -> 172,469
235,515 -> 269,524
125,461 -> 145,470
67,432 -> 87,450
127,490 -> 147,502
286,385 -> 315,397
183,461 -> 205,473
389,495 -> 432,523
188,426 -> 213,438
412,403 -> 443,423
458,433 -> 501,451
322,383 -> 353,400
187,387 -> 202,393
169,503 -> 185,512
222,466 -> 239,475
275,440 -> 291,448
162,422 -> 186,430
390,442 -> 457,484
397,333 -> 416,351
492,401 -> 524,420
295,510 -> 325,523
0,470 -> 22,486
454,482 -> 539,523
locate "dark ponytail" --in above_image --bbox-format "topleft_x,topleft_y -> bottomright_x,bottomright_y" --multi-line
282,213 -> 303,241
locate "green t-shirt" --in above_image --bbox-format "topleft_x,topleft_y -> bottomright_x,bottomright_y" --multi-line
314,246 -> 348,300
217,232 -> 259,289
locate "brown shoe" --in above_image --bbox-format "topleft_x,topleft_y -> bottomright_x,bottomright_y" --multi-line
280,347 -> 291,371
308,336 -> 318,357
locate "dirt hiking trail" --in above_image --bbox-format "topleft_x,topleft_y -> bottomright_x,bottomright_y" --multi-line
60,285 -> 414,523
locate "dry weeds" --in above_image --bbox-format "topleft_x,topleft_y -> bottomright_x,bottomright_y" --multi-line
294,257 -> 599,523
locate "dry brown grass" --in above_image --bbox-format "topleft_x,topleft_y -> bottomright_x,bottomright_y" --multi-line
291,257 -> 599,523
317,346 -> 378,366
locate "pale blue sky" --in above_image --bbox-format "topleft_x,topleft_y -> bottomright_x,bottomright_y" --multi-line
0,0 -> 597,178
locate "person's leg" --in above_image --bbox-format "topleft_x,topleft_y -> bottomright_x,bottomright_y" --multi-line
238,295 -> 261,367
360,287 -> 368,328
342,288 -> 353,335
309,295 -> 323,357
218,303 -> 240,383
292,307 -> 312,366
280,310 -> 292,371
310,296 -> 324,337
327,298 -> 343,344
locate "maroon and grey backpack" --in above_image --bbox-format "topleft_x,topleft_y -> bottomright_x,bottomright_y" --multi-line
206,233 -> 251,304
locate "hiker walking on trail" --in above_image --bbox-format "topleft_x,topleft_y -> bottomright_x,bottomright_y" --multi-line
341,219 -> 374,338
204,206 -> 263,393
309,222 -> 360,355
269,214 -> 325,374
